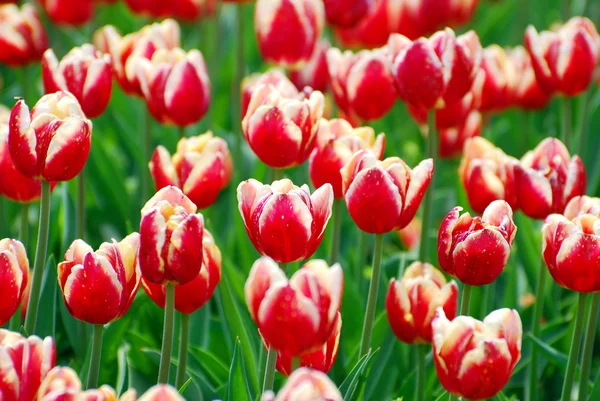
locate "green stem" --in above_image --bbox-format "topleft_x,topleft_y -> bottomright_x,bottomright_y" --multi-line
418,110 -> 437,262
359,234 -> 384,357
578,292 -> 600,401
24,181 -> 51,335
561,292 -> 588,401
0,198 -> 5,238
86,324 -> 104,389
143,108 -> 152,201
562,0 -> 570,19
292,357 -> 301,372
176,313 -> 190,389
357,231 -> 367,290
77,171 -> 85,240
232,2 -> 244,176
561,97 -> 572,149
416,344 -> 426,401
329,199 -> 342,264
460,284 -> 472,316
20,202 -> 29,247
178,127 -> 185,140
262,346 -> 277,392
527,260 -> 548,401
158,284 -> 175,384
578,89 -> 593,164
273,168 -> 284,181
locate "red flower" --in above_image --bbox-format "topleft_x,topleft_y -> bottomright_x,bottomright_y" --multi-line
410,0 -> 480,37
290,40 -> 330,93
323,0 -> 373,27
478,45 -> 519,113
397,217 -> 421,251
125,0 -> 213,20
408,89 -> 477,131
136,385 -> 184,401
564,195 -> 600,219
0,4 -> 48,67
438,201 -> 516,286
509,47 -> 552,110
40,0 -> 93,26
438,110 -> 482,159
238,179 -> 333,263
260,368 -> 343,401
241,70 -> 299,119
0,239 -> 29,326
37,367 -> 81,401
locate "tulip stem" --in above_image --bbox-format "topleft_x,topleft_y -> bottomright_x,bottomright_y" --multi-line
20,202 -> 29,248
24,181 -> 51,335
292,357 -> 301,371
330,199 -> 342,264
77,171 -> 85,240
416,344 -> 426,401
460,284 -> 472,316
232,2 -> 244,176
158,284 -> 176,384
561,97 -> 572,150
87,324 -> 104,389
142,108 -> 153,201
176,313 -> 190,389
578,292 -> 600,401
178,127 -> 185,140
359,233 -> 384,358
273,168 -> 284,181
262,346 -> 277,392
527,260 -> 548,401
419,110 -> 437,262
561,292 -> 588,401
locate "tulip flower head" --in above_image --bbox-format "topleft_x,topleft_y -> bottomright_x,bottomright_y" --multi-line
8,91 -> 92,182
261,368 -> 343,401
386,262 -> 458,344
0,239 -> 29,326
432,308 -> 522,400
40,0 -> 93,26
409,0 -> 480,36
438,200 -> 517,286
245,258 -> 343,357
0,4 -> 48,66
42,45 -> 113,118
341,150 -> 433,234
79,386 -> 119,401
289,39 -> 330,93
241,69 -> 299,119
37,367 -> 82,401
137,385 -> 184,401
323,0 -> 373,27
238,179 -> 333,263
514,137 -> 586,219
509,46 -> 552,110
139,186 -> 204,285
438,110 -> 482,159
478,45 -> 519,112
125,0 -> 214,20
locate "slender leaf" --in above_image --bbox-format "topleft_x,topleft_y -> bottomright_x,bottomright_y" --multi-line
227,338 -> 252,401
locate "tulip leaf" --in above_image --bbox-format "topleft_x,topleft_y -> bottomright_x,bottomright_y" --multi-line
526,333 -> 570,371
587,367 -> 600,401
115,343 -> 129,396
179,377 -> 193,395
227,338 -> 252,401
339,348 -> 380,401
434,392 -> 448,401
35,255 -> 58,339
188,345 -> 230,387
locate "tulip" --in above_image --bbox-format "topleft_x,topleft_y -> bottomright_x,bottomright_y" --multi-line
245,257 -> 343,356
242,85 -> 324,169
509,47 -> 552,110
136,48 -> 211,126
432,308 -> 522,400
254,0 -> 324,68
37,367 -> 81,401
42,45 -> 113,119
438,111 -> 482,159
237,179 -> 333,263
408,90 -> 477,131
138,385 -> 184,401
0,4 -> 48,67
125,0 -> 212,20
525,17 -> 600,96
398,217 -> 421,251
260,368 -> 343,401
386,262 -> 458,344
289,40 -> 330,93
514,137 -> 586,219
241,69 -> 299,119
438,200 -> 517,286
477,45 -> 519,112
39,0 -> 93,26
410,0 -> 480,37
79,386 -> 119,401
0,239 -> 28,327
323,0 -> 373,27
327,46 -> 397,122
341,150 -> 433,234
564,195 -> 600,219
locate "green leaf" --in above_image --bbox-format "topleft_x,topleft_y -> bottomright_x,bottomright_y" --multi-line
115,344 -> 129,396
339,349 -> 380,401
179,377 -> 193,395
227,338 -> 252,401
526,333 -> 571,372
35,255 -> 57,339
188,346 -> 230,387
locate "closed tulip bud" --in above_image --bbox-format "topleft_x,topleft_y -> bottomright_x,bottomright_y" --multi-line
324,0 -> 374,28
438,201 -> 516,286
509,47 -> 552,110
139,186 -> 204,285
137,48 -> 210,126
0,239 -> 29,326
388,29 -> 482,109
37,367 -> 81,401
525,17 -> 600,96
8,91 -> 92,182
254,0 -> 325,68
341,150 -> 433,234
411,0 -> 479,36
0,330 -> 56,401
246,258 -> 343,356
125,0 -> 209,20
514,138 -> 586,219
238,179 -> 333,263
119,390 -> 138,401
79,386 -> 119,401
261,368 -> 343,401
150,131 -> 232,209
0,4 -> 48,67
42,45 -> 113,119
386,262 -> 458,344
40,0 -> 93,26
242,85 -> 324,169
142,228 -> 221,314
459,137 -> 518,214
478,45 -> 519,112
432,308 -> 522,400
290,40 -> 330,93
241,70 -> 299,119
408,90 -> 476,131
138,385 -> 184,401
564,195 -> 600,219
438,110 -> 482,159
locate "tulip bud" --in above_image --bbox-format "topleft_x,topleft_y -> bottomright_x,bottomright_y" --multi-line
245,258 -> 343,356
289,40 -> 330,93
262,368 -> 343,401
509,47 -> 551,110
241,70 -> 299,119
238,179 -> 333,263
254,0 -> 325,68
0,4 -> 48,67
126,0 -> 208,20
438,110 -> 482,159
477,45 -> 519,112
119,390 -> 138,401
8,91 -> 92,182
323,0 -> 373,27
432,308 -> 522,400
42,45 -> 113,119
514,138 -> 586,219
386,262 -> 458,344
37,367 -> 81,401
408,90 -> 476,131
410,0 -> 480,37
525,17 -> 600,96
564,195 -> 600,219
149,131 -> 232,209
142,228 -> 221,314
242,85 -> 324,169
79,386 -> 119,401
138,385 -> 184,401
0,239 -> 29,326
40,0 -> 93,26
139,186 -> 204,285
309,118 -> 385,199
388,29 -> 482,109
341,150 -> 433,234
438,201 -> 516,286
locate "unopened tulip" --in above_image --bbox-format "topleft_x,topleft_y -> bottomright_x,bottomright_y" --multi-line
478,45 -> 518,112
564,195 -> 600,219
290,40 -> 330,93
514,138 -> 586,219
323,0 -> 373,27
40,0 -> 93,26
238,179 -> 333,263
79,386 -> 119,401
410,0 -> 480,37
242,85 -> 324,169
438,110 -> 482,159
125,0 -> 212,20
246,258 -> 342,356
386,262 -> 458,344
261,368 -> 343,401
37,367 -> 81,401
139,186 -> 204,285
432,308 -> 522,400
42,45 -> 113,118
142,228 -> 221,314
149,131 -> 232,209
438,201 -> 516,286
388,29 -> 482,109
8,91 -> 92,182
254,0 -> 324,67
138,385 -> 184,401
309,118 -> 385,198
0,239 -> 29,326
341,150 -> 433,234
525,17 -> 600,96
459,137 -> 518,214
327,46 -> 397,121
509,47 -> 551,110
241,70 -> 299,119
0,4 -> 48,66
408,90 -> 477,131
